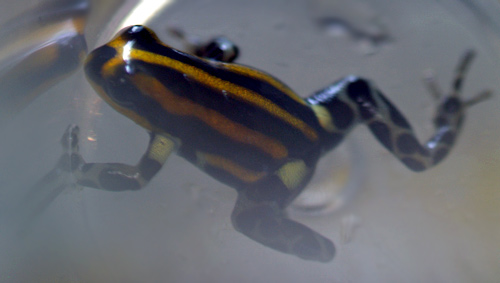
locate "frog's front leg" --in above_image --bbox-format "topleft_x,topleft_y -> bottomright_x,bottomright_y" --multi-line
231,162 -> 336,262
9,126 -> 175,235
68,126 -> 176,191
168,27 -> 239,62
10,125 -> 80,233
308,50 -> 491,171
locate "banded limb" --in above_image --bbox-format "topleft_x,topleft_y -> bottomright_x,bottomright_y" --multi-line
12,125 -> 175,234
308,50 -> 492,171
65,125 -> 176,191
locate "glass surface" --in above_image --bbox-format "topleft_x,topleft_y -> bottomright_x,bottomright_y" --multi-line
1,0 -> 499,282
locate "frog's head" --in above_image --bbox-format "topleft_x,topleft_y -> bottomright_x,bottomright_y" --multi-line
83,25 -> 168,131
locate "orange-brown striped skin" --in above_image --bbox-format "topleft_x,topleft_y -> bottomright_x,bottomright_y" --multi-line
130,73 -> 288,159
85,25 -> 327,185
76,25 -> 489,262
223,63 -> 308,106
102,39 -> 318,141
196,152 -> 267,183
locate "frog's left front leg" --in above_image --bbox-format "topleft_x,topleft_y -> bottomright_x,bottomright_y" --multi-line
68,126 -> 176,191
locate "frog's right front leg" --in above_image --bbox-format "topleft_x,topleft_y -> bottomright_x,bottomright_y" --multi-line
10,126 -> 175,235
68,125 -> 176,191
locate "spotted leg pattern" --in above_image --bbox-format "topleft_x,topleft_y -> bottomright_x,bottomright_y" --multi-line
307,50 -> 491,171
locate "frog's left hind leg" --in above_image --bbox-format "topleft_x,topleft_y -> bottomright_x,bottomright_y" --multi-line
230,161 -> 335,262
231,191 -> 335,262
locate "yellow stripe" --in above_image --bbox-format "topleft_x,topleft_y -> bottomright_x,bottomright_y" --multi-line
223,64 -> 308,106
100,38 -> 129,77
101,36 -> 318,141
131,73 -> 288,159
197,152 -> 267,183
131,48 -> 318,141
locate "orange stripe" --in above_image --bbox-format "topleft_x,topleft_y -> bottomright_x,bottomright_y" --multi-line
198,152 -> 267,183
100,38 -> 130,78
131,73 -> 288,159
125,47 -> 318,141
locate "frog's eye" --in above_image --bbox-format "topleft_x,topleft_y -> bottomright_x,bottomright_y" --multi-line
119,25 -> 160,44
126,25 -> 149,36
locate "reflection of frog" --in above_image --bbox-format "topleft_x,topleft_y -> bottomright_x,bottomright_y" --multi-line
59,25 -> 490,262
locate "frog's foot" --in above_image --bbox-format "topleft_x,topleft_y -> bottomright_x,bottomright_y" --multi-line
231,195 -> 335,262
424,50 -> 492,114
60,124 -> 80,153
419,50 -> 492,163
54,124 -> 85,173
12,125 -> 83,235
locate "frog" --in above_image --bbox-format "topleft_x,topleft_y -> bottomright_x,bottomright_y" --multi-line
49,25 -> 490,262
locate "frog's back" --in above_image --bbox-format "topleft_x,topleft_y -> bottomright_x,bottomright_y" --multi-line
84,26 -> 326,187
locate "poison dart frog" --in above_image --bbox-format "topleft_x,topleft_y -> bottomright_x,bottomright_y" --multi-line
56,25 -> 490,262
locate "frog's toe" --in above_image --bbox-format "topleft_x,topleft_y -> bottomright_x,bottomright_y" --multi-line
464,89 -> 493,108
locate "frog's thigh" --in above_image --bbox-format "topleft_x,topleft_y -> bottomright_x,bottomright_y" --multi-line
230,160 -> 335,262
275,159 -> 310,191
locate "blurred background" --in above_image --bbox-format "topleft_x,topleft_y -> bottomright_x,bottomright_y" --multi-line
0,0 -> 499,282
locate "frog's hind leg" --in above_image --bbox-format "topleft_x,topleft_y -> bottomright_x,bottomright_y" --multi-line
377,50 -> 491,170
308,50 -> 491,171
230,168 -> 335,262
231,192 -> 335,262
